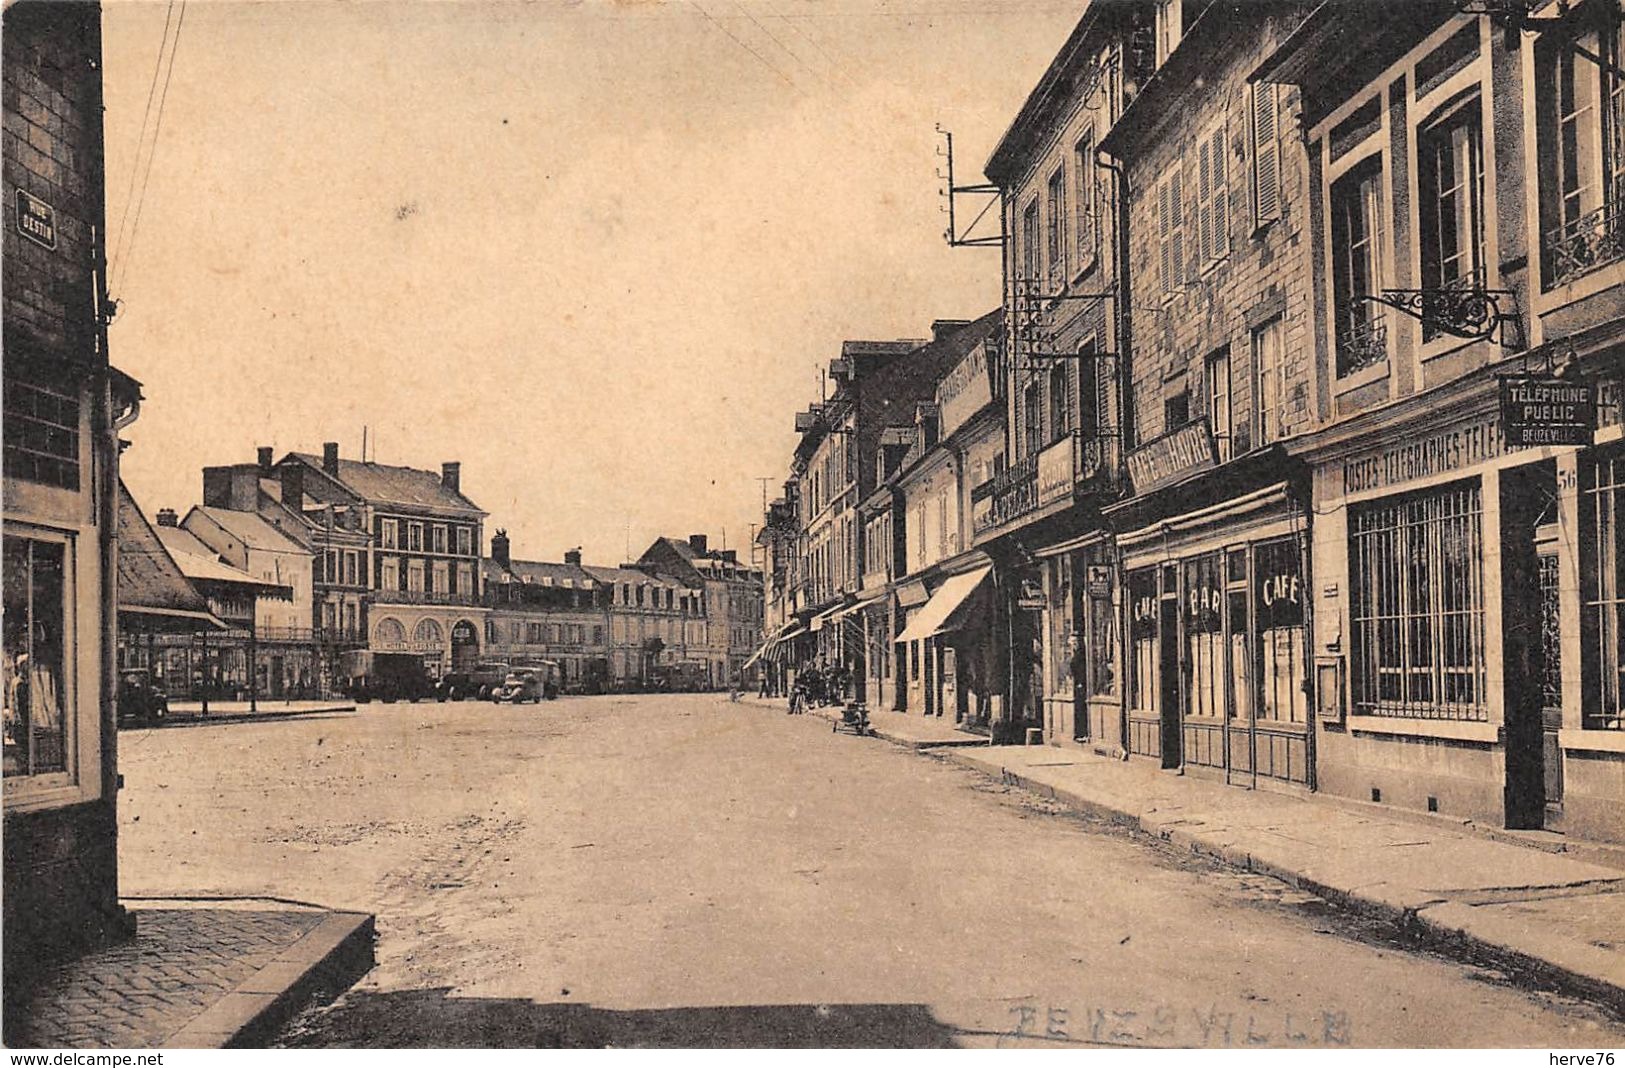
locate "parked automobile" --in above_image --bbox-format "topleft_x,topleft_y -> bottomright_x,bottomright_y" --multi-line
117,670 -> 168,725
491,670 -> 543,704
340,650 -> 435,703
466,660 -> 513,700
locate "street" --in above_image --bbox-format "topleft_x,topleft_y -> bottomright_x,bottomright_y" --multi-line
117,696 -> 1625,1048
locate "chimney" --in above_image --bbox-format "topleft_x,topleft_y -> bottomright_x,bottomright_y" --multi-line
442,462 -> 461,493
689,534 -> 708,556
491,529 -> 511,567
931,319 -> 971,343
322,442 -> 340,477
564,548 -> 582,567
256,446 -> 274,475
156,508 -> 178,528
279,463 -> 305,511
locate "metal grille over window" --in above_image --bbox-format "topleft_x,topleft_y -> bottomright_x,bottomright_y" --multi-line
1349,482 -> 1487,721
1584,452 -> 1625,730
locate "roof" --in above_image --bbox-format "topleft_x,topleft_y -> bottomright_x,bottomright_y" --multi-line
116,481 -> 224,628
155,526 -> 292,596
288,453 -> 486,515
192,506 -> 307,555
506,558 -> 598,589
584,564 -> 688,589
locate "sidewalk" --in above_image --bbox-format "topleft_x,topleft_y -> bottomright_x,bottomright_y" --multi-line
926,743 -> 1625,1013
742,695 -> 989,748
140,700 -> 357,729
5,898 -> 374,1048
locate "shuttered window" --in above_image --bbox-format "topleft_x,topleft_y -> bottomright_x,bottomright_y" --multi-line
1252,82 -> 1282,226
1157,169 -> 1185,297
1074,131 -> 1097,267
1196,121 -> 1230,266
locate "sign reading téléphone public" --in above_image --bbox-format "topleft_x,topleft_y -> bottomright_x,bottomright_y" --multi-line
1500,374 -> 1597,448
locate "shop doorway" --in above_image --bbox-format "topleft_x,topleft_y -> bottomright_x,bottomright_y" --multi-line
450,620 -> 480,674
1502,461 -> 1560,831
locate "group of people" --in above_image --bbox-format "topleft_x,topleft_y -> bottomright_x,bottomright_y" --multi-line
785,661 -> 852,715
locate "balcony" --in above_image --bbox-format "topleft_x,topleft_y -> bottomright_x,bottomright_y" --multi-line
971,431 -> 1102,538
372,588 -> 480,607
255,625 -> 315,643
1545,199 -> 1624,290
314,626 -> 366,647
1335,311 -> 1387,378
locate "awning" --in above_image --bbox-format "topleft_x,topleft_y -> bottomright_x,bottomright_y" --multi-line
118,605 -> 229,634
809,604 -> 845,632
894,566 -> 993,645
896,579 -> 929,609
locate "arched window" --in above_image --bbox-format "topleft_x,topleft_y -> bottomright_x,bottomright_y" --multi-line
413,618 -> 444,645
374,618 -> 406,643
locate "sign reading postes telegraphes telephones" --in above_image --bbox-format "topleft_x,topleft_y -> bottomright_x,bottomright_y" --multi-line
1499,374 -> 1597,448
15,188 -> 56,250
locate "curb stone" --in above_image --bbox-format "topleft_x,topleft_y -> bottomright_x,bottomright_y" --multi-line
166,911 -> 374,1048
937,751 -> 1625,1017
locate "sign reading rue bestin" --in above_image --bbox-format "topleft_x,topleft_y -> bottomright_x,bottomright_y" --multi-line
15,188 -> 56,250
1499,374 -> 1597,448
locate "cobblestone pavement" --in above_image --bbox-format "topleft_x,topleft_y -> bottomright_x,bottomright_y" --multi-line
117,695 -> 1625,1047
6,905 -> 325,1048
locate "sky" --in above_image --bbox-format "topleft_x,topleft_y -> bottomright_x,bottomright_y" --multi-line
103,0 -> 1078,566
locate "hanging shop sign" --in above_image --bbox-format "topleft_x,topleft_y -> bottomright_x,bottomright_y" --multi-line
1127,420 -> 1218,496
1016,576 -> 1046,610
1036,433 -> 1077,507
1499,374 -> 1597,448
1085,564 -> 1113,599
15,188 -> 56,250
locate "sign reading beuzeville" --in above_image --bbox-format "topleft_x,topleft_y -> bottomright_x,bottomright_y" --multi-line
1499,374 -> 1596,448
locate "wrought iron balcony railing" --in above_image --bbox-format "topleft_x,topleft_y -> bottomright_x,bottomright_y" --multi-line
372,588 -> 480,606
1335,311 -> 1387,378
1545,198 -> 1624,289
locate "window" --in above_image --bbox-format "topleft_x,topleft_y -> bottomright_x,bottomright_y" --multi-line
326,549 -> 340,585
432,525 -> 448,554
1207,349 -> 1232,462
1156,168 -> 1187,298
4,372 -> 81,491
1128,569 -> 1159,716
1417,93 -> 1487,340
1164,390 -> 1190,432
1349,482 -> 1486,720
1253,318 -> 1284,447
1085,547 -> 1117,697
380,519 -> 398,550
1196,120 -> 1230,266
594,626 -> 604,645
486,620 -> 497,643
529,622 -> 544,643
1049,363 -> 1072,440
1047,167 -> 1067,280
432,561 -> 449,595
3,534 -> 70,779
322,602 -> 337,634
1330,157 -> 1387,376
1155,0 -> 1182,67
1255,538 -> 1307,724
1021,199 -> 1041,281
1537,12 -> 1624,288
1251,82 -> 1282,227
1023,379 -> 1045,458
381,556 -> 400,591
1074,132 -> 1097,267
344,550 -> 359,587
457,527 -> 473,556
376,618 -> 406,644
408,523 -> 423,552
343,602 -> 357,638
456,562 -> 473,597
407,559 -> 425,593
1582,449 -> 1625,730
1184,554 -> 1225,719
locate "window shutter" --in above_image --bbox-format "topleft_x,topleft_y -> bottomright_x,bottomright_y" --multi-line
1210,126 -> 1229,258
1198,135 -> 1213,263
1252,83 -> 1281,225
1171,169 -> 1185,287
1158,178 -> 1171,294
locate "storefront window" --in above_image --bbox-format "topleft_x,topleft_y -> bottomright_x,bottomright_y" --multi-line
1129,568 -> 1159,715
1255,538 -> 1307,724
1184,554 -> 1225,718
1583,450 -> 1625,730
1349,481 -> 1486,720
1085,547 -> 1117,697
3,533 -> 70,779
1049,556 -> 1074,694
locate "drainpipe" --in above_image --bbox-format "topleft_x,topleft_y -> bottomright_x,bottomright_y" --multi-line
1098,143 -> 1134,758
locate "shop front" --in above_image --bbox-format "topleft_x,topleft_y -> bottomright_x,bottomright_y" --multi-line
1115,482 -> 1314,789
894,564 -> 995,723
1308,372 -> 1625,841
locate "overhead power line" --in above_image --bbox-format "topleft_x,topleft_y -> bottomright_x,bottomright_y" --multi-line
109,0 -> 175,288
687,1 -> 797,89
115,0 -> 188,294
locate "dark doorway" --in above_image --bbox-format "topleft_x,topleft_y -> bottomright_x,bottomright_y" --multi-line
1159,567 -> 1182,770
1501,461 -> 1559,830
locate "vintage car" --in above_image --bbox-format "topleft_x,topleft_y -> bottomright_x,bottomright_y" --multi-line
117,670 -> 169,725
491,670 -> 543,704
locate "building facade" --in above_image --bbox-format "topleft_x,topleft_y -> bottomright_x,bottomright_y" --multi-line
1262,0 -> 1625,837
483,535 -> 611,694
281,444 -> 487,679
637,534 -> 764,688
3,0 -> 143,992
